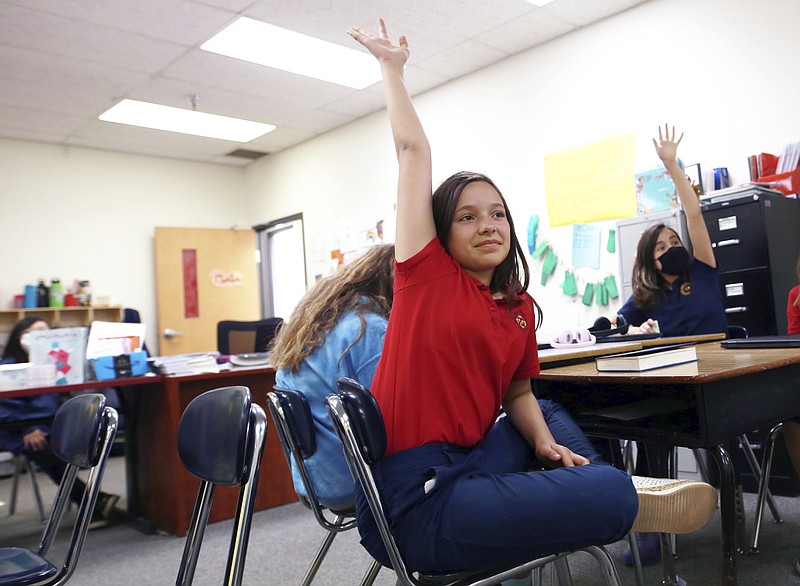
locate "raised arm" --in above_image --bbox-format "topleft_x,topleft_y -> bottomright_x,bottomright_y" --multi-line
348,20 -> 435,261
653,125 -> 715,268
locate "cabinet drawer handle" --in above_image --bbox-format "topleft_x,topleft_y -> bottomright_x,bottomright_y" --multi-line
725,306 -> 748,314
716,239 -> 740,248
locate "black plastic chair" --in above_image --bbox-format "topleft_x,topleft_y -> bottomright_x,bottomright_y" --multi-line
175,386 -> 267,586
217,318 -> 283,355
326,377 -> 622,586
267,387 -> 381,586
0,393 -> 118,586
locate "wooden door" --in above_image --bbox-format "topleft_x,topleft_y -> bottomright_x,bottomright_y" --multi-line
155,227 -> 259,356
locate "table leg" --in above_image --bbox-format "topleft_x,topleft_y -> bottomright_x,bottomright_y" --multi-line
708,444 -> 737,586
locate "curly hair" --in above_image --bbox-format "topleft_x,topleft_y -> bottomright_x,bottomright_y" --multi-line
271,244 -> 395,371
432,171 -> 542,327
631,223 -> 682,311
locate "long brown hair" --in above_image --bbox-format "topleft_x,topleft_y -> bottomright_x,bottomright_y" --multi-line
432,171 -> 542,328
631,223 -> 682,311
271,244 -> 395,371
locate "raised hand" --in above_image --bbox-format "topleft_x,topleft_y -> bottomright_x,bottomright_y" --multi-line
347,18 -> 409,71
652,123 -> 684,164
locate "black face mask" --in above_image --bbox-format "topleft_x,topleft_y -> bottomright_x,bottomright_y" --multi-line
657,246 -> 691,276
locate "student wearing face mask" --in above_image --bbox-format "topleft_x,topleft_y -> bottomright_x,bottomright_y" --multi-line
610,126 -> 726,567
613,126 -> 726,337
0,317 -> 120,528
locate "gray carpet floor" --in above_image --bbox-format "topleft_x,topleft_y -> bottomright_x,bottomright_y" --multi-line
2,455 -> 799,585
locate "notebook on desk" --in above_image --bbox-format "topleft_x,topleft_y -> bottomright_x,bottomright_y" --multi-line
721,334 -> 800,349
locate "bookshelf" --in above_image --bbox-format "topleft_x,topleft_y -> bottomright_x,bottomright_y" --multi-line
0,306 -> 124,335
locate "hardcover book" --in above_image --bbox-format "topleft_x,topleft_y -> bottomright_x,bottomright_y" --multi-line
595,343 -> 697,372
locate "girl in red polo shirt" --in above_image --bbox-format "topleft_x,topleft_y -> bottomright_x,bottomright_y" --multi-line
346,20 -> 708,575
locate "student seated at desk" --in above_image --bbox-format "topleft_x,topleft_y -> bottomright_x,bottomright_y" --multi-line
271,244 -> 394,508
605,126 -> 727,566
0,317 -> 120,528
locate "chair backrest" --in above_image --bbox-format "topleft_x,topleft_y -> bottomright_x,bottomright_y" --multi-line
31,394 -> 119,585
217,318 -> 283,355
178,386 -> 251,486
268,387 -> 360,526
334,377 -> 386,464
726,325 -> 748,339
176,386 -> 267,586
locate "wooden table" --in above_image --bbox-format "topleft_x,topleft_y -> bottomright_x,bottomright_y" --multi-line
132,366 -> 296,536
1,367 -> 297,536
534,342 -> 800,586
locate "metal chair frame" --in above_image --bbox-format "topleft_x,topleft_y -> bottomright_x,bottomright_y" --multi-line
267,387 -> 380,586
175,386 -> 268,586
9,452 -> 46,522
326,377 -> 622,586
0,394 -> 118,586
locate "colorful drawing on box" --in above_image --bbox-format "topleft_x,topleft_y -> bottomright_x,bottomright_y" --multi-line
48,344 -> 72,385
635,167 -> 679,215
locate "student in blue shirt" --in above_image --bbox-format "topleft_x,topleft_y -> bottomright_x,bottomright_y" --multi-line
271,244 -> 394,508
611,126 -> 726,566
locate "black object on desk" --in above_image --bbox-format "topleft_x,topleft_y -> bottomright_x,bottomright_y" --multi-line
721,334 -> 800,349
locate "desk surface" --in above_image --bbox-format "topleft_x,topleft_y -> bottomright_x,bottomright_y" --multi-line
537,332 -> 726,367
0,373 -> 163,399
537,341 -> 800,383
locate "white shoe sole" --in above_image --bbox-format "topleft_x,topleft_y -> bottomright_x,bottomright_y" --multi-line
630,476 -> 718,534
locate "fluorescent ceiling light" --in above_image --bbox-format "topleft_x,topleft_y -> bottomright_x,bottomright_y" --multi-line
99,99 -> 275,142
202,17 -> 381,89
527,0 -> 557,6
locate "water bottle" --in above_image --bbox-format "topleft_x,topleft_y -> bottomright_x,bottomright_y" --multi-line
23,285 -> 37,308
49,278 -> 64,308
36,279 -> 49,307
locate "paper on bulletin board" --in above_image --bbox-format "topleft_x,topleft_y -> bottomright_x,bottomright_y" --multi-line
572,224 -> 601,269
544,134 -> 637,227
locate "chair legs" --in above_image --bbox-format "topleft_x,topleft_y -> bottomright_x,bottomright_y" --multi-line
300,513 -> 381,586
9,454 -> 46,522
749,423 -> 784,553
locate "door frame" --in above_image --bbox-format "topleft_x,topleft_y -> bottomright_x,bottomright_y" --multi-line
254,213 -> 306,318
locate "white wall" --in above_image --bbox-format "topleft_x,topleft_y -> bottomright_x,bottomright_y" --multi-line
0,139 -> 246,352
245,0 -> 800,338
2,0 -> 799,350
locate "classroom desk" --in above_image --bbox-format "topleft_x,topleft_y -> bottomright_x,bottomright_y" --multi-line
1,367 -> 297,536
533,342 -> 800,586
132,366 -> 296,536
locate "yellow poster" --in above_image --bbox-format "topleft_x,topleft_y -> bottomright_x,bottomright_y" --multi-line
544,134 -> 637,227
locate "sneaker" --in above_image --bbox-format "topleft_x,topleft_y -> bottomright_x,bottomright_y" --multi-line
631,476 -> 717,534
621,532 -> 660,566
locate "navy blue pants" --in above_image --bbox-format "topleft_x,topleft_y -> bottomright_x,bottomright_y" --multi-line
356,400 -> 638,572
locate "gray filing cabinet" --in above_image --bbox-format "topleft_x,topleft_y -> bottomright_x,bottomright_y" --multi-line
615,209 -> 691,303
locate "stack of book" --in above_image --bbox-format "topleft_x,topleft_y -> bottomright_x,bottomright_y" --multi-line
152,352 -> 222,375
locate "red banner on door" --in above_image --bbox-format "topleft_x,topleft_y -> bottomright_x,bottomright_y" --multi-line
182,249 -> 199,318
